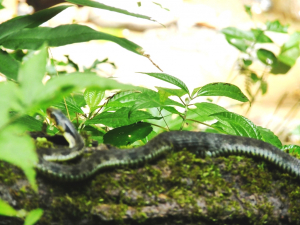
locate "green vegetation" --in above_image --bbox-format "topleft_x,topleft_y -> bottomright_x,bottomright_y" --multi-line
0,1 -> 300,224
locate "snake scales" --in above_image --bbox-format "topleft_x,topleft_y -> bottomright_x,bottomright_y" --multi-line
35,108 -> 300,181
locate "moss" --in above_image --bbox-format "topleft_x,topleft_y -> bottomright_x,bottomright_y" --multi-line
0,161 -> 24,185
2,148 -> 300,224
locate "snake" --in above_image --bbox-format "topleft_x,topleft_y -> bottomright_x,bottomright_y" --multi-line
34,107 -> 300,181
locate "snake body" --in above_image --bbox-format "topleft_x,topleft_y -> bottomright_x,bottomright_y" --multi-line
35,108 -> 300,181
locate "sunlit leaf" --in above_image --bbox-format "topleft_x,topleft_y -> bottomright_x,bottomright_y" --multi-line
197,82 -> 249,102
258,126 -> 282,148
0,82 -> 22,127
251,29 -> 273,43
278,46 -> 300,66
1,25 -> 143,55
0,125 -> 37,191
84,87 -> 105,109
12,114 -> 43,131
187,102 -> 228,123
18,43 -> 48,106
35,73 -> 138,109
153,2 -> 170,11
266,20 -> 289,33
129,88 -> 184,115
85,107 -> 161,128
210,111 -> 261,139
155,87 -> 186,98
221,27 -> 255,41
138,73 -> 189,94
0,5 -> 70,40
191,86 -> 202,98
24,208 -> 43,225
66,0 -> 155,21
224,36 -> 249,52
0,199 -> 18,217
155,87 -> 186,103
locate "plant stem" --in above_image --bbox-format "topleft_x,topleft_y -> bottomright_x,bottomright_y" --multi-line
157,108 -> 170,131
185,118 -> 226,134
179,98 -> 190,130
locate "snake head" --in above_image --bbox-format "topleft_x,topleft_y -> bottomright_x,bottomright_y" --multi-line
46,107 -> 78,148
47,107 -> 66,133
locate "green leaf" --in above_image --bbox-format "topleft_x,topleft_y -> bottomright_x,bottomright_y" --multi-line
282,145 -> 300,154
277,32 -> 300,67
187,102 -> 228,122
197,82 -> 249,102
210,121 -> 234,134
24,208 -> 43,225
0,49 -> 20,80
35,72 -> 138,109
251,29 -> 273,43
85,107 -> 161,128
260,80 -> 268,95
153,2 -> 170,11
257,126 -> 282,148
225,36 -> 249,52
53,96 -> 85,115
0,0 -> 4,10
0,82 -> 22,127
0,199 -> 18,217
243,59 -> 252,67
161,106 -> 182,115
155,87 -> 186,103
155,87 -> 186,98
266,20 -> 288,33
278,45 -> 300,67
84,87 -> 105,109
84,125 -> 105,143
129,88 -> 184,114
18,43 -> 48,106
256,49 -> 276,65
221,27 -> 255,41
105,91 -> 143,110
12,114 -> 43,131
281,32 -> 300,49
250,73 -> 259,83
0,5 -> 70,40
138,73 -> 189,94
210,112 -> 260,138
103,122 -> 152,146
244,5 -> 252,18
0,125 -> 38,191
66,0 -> 154,21
1,24 -> 143,55
108,90 -> 141,103
270,60 -> 291,74
191,86 -> 202,97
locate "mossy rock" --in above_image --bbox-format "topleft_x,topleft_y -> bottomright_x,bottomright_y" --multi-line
1,148 -> 300,225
